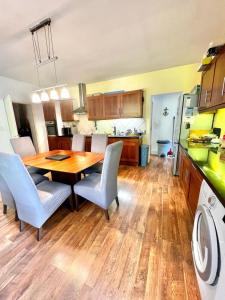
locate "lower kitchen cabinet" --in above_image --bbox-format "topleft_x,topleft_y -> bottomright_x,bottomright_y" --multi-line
179,147 -> 203,217
48,136 -> 72,151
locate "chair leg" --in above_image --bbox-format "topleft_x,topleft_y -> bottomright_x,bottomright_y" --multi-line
75,194 -> 79,212
19,220 -> 24,232
104,209 -> 110,221
115,196 -> 119,207
3,204 -> 7,214
15,210 -> 19,221
37,227 -> 42,241
68,195 -> 74,212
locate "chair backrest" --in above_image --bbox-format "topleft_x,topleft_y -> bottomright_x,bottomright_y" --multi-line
91,134 -> 108,153
0,152 -> 45,226
100,141 -> 123,202
10,137 -> 36,158
0,175 -> 15,209
72,134 -> 85,151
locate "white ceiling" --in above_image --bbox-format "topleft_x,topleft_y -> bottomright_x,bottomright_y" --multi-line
0,0 -> 225,86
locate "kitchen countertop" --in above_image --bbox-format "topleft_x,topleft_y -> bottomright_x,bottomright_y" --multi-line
179,140 -> 225,205
50,134 -> 142,139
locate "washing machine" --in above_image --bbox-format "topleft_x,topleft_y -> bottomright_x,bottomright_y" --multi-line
192,180 -> 225,299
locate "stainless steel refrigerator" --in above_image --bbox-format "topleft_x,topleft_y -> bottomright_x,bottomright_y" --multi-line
172,93 -> 199,175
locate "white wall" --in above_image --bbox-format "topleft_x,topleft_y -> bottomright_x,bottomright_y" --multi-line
151,93 -> 181,154
0,99 -> 13,153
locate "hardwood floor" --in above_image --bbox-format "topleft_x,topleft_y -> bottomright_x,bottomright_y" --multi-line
0,157 -> 200,299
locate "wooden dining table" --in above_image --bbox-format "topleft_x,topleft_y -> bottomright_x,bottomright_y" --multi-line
22,149 -> 104,210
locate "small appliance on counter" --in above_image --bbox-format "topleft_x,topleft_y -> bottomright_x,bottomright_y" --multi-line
62,126 -> 72,136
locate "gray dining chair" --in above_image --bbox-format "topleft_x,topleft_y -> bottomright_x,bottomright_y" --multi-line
10,137 -> 48,176
0,171 -> 49,220
0,175 -> 17,220
71,134 -> 85,151
74,141 -> 123,219
83,134 -> 108,175
0,152 -> 72,240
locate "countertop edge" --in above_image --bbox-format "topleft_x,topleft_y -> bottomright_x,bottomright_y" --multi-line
179,142 -> 225,207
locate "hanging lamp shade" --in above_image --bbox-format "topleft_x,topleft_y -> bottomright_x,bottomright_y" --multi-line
60,87 -> 70,99
50,88 -> 59,100
32,93 -> 41,103
40,90 -> 49,101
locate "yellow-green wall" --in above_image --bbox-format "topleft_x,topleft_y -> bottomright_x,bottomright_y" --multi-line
70,63 -> 201,144
213,108 -> 225,138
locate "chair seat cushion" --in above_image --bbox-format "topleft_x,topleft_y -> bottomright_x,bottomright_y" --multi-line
83,162 -> 103,175
37,180 -> 71,215
30,173 -> 49,185
74,173 -> 107,209
27,166 -> 48,176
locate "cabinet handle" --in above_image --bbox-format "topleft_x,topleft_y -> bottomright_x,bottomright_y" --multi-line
222,77 -> 225,96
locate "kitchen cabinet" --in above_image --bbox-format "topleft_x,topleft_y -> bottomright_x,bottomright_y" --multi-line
87,95 -> 104,120
43,102 -> 56,121
199,62 -> 215,110
48,136 -> 72,151
78,135 -> 141,166
87,90 -> 143,120
179,147 -> 203,217
60,100 -> 74,121
120,90 -> 143,118
103,94 -> 121,119
211,52 -> 225,107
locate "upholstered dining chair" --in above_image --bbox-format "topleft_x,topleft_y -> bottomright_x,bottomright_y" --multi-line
74,141 -> 123,220
0,175 -> 17,220
71,134 -> 85,151
0,171 -> 49,220
0,152 -> 72,240
10,137 -> 47,176
83,134 -> 108,175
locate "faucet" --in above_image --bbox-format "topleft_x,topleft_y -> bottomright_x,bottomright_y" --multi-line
113,126 -> 117,136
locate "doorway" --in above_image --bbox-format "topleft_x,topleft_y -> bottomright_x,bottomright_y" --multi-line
13,103 -> 33,140
150,92 -> 182,155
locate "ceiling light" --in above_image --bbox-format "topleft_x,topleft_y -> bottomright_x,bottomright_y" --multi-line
40,90 -> 49,101
32,93 -> 41,103
60,87 -> 70,99
50,88 -> 59,100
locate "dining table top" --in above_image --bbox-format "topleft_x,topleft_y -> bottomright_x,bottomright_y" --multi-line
22,150 -> 104,174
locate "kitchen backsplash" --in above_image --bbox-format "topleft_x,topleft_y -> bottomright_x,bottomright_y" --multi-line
63,115 -> 146,136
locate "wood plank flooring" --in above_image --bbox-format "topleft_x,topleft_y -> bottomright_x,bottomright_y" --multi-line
0,157 -> 200,300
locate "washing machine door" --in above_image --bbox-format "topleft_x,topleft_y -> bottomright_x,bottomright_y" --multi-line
192,204 -> 220,285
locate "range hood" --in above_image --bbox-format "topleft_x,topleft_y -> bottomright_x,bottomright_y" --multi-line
73,83 -> 87,114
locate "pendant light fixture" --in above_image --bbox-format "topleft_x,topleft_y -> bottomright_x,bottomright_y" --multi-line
30,18 -> 70,102
40,90 -> 49,101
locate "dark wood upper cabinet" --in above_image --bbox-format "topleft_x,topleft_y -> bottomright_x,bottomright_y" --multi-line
42,101 -> 56,121
87,89 -> 143,120
103,94 -> 121,119
60,100 -> 74,121
120,90 -> 143,118
87,95 -> 104,120
199,62 -> 215,110
211,52 -> 225,107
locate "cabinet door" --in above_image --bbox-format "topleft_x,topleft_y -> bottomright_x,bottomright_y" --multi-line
179,150 -> 191,199
188,164 -> 203,217
48,136 -> 58,150
60,100 -> 74,121
43,102 -> 56,121
87,95 -> 104,120
211,52 -> 225,107
85,137 -> 91,151
57,137 -> 72,150
199,63 -> 215,109
120,90 -> 143,118
108,137 -> 140,166
103,94 -> 121,119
